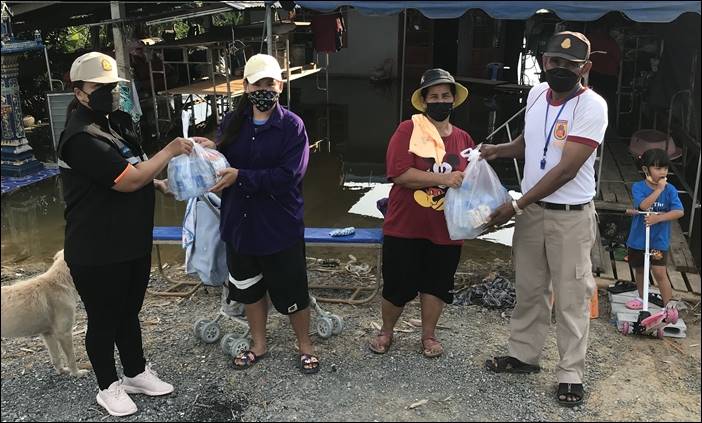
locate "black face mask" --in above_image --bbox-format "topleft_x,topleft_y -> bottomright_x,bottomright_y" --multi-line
544,67 -> 582,93
248,89 -> 279,112
425,102 -> 453,122
82,83 -> 119,114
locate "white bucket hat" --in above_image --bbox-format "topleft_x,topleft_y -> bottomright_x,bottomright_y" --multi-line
243,54 -> 283,83
69,52 -> 128,83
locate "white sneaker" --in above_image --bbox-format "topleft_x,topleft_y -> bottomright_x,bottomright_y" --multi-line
121,364 -> 174,396
96,381 -> 138,417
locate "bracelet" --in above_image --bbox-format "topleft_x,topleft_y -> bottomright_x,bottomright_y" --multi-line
511,200 -> 523,215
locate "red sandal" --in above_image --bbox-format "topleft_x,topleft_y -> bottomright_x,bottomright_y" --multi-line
368,331 -> 393,354
421,336 -> 444,358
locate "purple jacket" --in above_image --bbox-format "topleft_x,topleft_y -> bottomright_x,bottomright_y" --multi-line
216,104 -> 309,255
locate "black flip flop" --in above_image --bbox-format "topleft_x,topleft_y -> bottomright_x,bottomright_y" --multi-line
557,383 -> 584,407
485,356 -> 541,374
299,354 -> 320,375
232,350 -> 267,370
607,280 -> 637,294
648,292 -> 664,307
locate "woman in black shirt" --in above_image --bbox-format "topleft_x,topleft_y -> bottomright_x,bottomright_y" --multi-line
58,52 -> 194,417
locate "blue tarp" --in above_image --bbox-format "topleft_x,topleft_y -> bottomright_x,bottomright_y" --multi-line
295,1 -> 700,22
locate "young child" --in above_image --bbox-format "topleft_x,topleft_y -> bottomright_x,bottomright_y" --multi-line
625,148 -> 684,310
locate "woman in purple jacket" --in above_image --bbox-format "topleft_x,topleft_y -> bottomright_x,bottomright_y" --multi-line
199,54 -> 317,374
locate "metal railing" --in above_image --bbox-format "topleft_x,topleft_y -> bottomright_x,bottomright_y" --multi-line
665,89 -> 701,239
484,106 -> 526,187
483,104 -> 612,203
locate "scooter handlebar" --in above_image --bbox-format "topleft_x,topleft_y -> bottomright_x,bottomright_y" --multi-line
625,209 -> 659,216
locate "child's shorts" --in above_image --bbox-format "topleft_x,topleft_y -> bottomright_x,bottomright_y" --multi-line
627,247 -> 668,267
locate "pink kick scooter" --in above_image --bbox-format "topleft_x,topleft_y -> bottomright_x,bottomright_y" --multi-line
618,209 -> 679,338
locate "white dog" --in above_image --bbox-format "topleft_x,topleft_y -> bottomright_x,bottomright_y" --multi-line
1,250 -> 88,376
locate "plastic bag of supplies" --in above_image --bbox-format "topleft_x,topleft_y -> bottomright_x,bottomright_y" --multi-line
444,147 -> 511,240
167,142 -> 230,201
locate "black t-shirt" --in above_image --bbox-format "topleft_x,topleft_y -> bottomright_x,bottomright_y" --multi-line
59,105 -> 155,266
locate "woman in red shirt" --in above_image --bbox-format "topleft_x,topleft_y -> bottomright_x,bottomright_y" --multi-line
369,69 -> 475,358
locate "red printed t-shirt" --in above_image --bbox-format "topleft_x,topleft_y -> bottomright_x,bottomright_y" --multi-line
383,119 -> 475,246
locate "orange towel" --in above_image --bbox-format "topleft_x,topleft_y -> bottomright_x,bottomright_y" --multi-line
409,114 -> 445,165
550,292 -> 599,319
590,291 -> 599,319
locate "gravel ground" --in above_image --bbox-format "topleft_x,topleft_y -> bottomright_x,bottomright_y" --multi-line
2,256 -> 700,422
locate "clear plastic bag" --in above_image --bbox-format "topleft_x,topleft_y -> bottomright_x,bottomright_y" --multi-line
167,142 -> 230,201
444,147 -> 512,240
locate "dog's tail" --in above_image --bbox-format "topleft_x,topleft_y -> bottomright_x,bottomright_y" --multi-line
49,250 -> 69,276
53,249 -> 65,263
48,250 -> 76,293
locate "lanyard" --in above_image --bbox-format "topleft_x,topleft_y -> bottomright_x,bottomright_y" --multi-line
541,93 -> 575,170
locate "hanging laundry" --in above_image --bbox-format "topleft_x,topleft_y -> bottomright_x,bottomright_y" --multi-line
311,13 -> 346,52
335,12 -> 346,51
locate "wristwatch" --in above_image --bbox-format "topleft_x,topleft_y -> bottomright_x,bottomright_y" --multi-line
511,200 -> 523,215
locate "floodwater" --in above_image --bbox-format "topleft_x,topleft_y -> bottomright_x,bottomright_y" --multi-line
1,76 -> 525,265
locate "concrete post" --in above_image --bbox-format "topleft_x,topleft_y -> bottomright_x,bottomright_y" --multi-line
110,1 -> 130,80
266,3 -> 273,56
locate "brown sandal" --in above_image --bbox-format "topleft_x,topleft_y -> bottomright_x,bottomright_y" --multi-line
421,336 -> 444,358
368,331 -> 393,354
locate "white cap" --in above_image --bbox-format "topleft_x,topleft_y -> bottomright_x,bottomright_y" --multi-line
69,52 -> 128,83
243,54 -> 283,83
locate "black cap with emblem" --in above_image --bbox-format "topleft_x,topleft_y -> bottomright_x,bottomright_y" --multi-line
544,31 -> 591,63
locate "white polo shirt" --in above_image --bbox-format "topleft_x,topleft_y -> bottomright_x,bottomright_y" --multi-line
522,82 -> 608,205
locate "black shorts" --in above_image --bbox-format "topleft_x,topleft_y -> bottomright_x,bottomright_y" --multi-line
628,247 -> 668,267
226,240 -> 309,315
382,236 -> 462,306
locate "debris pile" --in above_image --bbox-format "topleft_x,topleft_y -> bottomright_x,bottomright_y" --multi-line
454,275 -> 516,309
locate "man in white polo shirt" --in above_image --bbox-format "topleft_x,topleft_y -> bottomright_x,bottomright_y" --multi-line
480,31 -> 607,407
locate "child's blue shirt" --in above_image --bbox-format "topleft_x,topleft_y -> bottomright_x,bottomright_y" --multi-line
626,181 -> 683,251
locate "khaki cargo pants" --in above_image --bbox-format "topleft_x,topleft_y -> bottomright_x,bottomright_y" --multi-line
508,201 -> 597,383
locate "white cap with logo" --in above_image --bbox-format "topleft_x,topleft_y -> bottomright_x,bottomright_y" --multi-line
243,54 -> 283,83
69,52 -> 129,83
